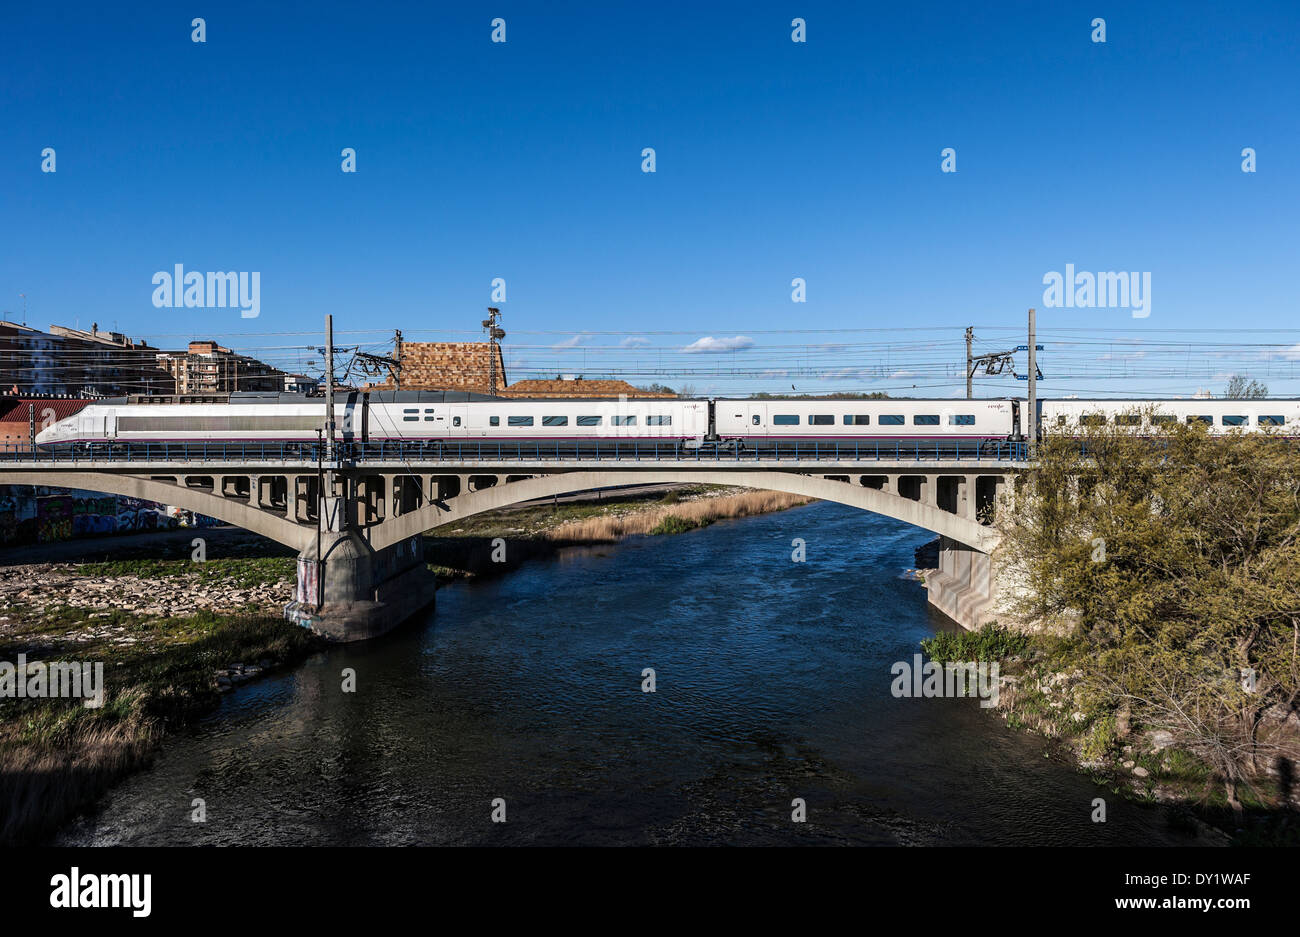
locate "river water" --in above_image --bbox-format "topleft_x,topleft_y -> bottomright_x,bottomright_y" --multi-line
57,501 -> 1202,845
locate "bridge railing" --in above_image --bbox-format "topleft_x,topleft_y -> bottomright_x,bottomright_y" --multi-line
0,439 -> 1030,465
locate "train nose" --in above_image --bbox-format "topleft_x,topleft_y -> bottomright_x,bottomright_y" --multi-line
35,421 -> 65,445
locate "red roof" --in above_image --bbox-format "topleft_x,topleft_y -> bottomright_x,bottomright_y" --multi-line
0,397 -> 92,424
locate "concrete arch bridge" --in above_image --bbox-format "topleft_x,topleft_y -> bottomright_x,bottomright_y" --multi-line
0,456 -> 1015,640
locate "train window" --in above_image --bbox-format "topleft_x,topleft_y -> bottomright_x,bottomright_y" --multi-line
489,416 -> 500,426
1221,415 -> 1247,426
810,415 -> 834,426
647,415 -> 672,426
913,415 -> 940,426
1055,416 -> 1067,426
752,415 -> 760,425
403,407 -> 418,423
613,415 -> 636,426
1186,415 -> 1212,425
543,416 -> 569,427
425,408 -> 435,414
843,415 -> 870,425
949,414 -> 975,426
1080,415 -> 1108,426
453,416 -> 461,427
508,416 -> 534,427
1152,414 -> 1177,425
879,414 -> 904,426
1260,415 -> 1285,426
577,416 -> 602,426
424,415 -> 436,421
773,415 -> 800,425
1116,415 -> 1142,426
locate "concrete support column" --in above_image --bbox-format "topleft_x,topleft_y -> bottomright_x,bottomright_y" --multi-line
285,531 -> 436,642
926,535 -> 996,632
963,474 -> 977,521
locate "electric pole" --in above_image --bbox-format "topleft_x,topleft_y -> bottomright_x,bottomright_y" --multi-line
394,329 -> 403,390
482,307 -> 505,396
965,326 -> 973,400
1026,308 -> 1037,450
324,314 -> 336,464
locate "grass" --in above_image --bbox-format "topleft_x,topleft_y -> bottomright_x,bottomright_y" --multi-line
649,514 -> 703,535
74,556 -> 296,588
920,622 -> 1029,664
0,605 -> 321,845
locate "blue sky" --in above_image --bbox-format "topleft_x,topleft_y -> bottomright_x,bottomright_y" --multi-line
2,1 -> 1298,397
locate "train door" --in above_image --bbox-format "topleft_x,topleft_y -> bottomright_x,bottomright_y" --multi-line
105,414 -> 116,438
447,404 -> 469,437
744,402 -> 767,438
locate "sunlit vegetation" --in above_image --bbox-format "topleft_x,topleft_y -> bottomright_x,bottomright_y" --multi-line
1001,409 -> 1300,820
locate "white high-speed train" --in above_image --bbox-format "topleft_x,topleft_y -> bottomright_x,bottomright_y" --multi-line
34,392 -> 1017,447
32,391 -> 1300,450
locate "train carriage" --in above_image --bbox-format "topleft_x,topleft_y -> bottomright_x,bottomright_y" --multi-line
1038,399 -> 1300,436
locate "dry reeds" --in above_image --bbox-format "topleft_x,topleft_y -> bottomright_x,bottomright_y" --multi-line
545,489 -> 812,543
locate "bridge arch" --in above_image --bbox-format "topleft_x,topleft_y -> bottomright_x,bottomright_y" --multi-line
367,470 -> 1002,553
0,471 -> 312,551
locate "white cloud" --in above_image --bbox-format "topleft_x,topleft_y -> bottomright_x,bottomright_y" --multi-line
682,335 -> 754,354
552,335 -> 583,349
888,369 -> 918,380
620,336 -> 651,348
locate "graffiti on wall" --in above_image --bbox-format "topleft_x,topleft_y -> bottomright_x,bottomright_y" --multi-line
0,485 -> 219,545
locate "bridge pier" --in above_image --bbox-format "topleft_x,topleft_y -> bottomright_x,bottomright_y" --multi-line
926,535 -> 996,630
284,531 -> 436,642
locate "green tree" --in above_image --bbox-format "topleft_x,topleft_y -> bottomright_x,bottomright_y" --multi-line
1001,410 -> 1300,815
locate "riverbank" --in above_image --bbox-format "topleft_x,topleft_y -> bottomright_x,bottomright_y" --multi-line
920,623 -> 1300,845
0,483 -> 811,845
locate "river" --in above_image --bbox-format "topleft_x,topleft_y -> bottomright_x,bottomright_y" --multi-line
56,500 -> 1202,845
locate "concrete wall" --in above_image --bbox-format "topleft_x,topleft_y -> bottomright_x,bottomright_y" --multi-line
926,536 -> 998,630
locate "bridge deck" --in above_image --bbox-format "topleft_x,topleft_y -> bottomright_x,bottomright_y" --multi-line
0,439 -> 1028,469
